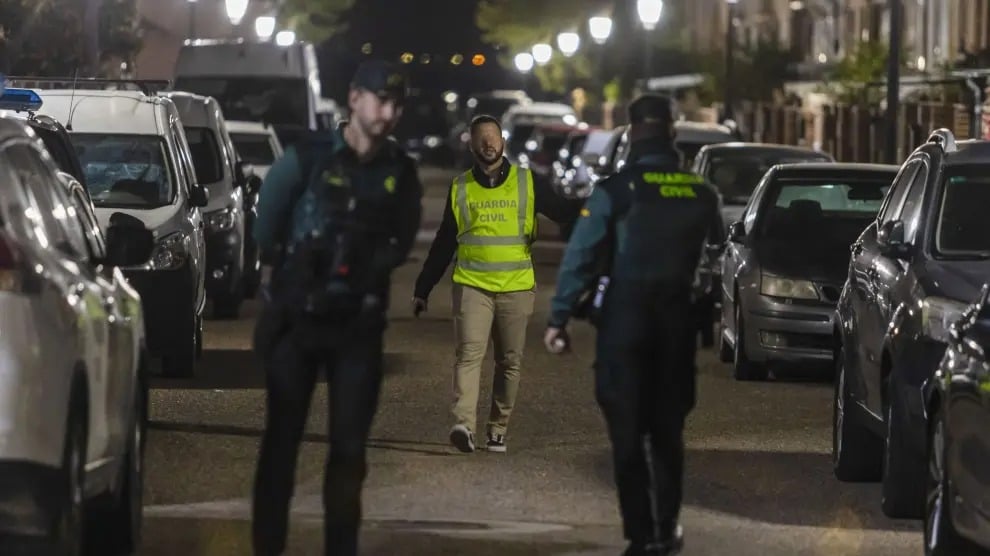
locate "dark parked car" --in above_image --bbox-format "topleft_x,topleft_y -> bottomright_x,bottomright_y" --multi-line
719,163 -> 897,380
924,284 -> 990,556
833,130 -> 990,520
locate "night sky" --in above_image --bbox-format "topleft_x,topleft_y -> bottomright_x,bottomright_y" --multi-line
316,0 -> 520,103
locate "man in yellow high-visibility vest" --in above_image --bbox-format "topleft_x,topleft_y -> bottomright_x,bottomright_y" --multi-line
412,114 -> 579,453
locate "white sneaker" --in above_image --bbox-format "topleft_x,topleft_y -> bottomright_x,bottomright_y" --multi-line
449,425 -> 475,453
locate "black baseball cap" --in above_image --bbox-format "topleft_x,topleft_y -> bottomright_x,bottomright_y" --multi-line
351,59 -> 408,102
627,93 -> 675,125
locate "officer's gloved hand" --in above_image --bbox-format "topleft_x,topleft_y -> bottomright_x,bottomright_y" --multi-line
411,297 -> 428,317
544,326 -> 570,355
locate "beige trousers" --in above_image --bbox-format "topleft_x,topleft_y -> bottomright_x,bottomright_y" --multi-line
451,283 -> 536,436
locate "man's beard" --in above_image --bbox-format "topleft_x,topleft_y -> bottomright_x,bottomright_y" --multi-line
475,145 -> 503,166
356,117 -> 390,140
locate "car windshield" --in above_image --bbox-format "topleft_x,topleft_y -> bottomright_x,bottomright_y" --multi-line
707,151 -> 831,204
174,77 -> 308,128
71,133 -> 174,208
231,132 -> 275,166
935,166 -> 990,257
757,176 -> 890,245
184,127 -> 224,184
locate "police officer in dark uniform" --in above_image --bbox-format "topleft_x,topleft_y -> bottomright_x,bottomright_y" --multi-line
543,94 -> 722,556
250,60 -> 422,556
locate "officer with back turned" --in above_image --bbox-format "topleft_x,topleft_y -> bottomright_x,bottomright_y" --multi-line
250,59 -> 422,556
543,94 -> 723,556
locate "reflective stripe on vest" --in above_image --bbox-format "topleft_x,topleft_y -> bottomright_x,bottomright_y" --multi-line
451,166 -> 536,292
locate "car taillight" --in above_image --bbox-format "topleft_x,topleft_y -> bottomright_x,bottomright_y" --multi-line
0,232 -> 22,291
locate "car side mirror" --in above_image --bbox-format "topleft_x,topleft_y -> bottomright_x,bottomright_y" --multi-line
103,213 -> 154,267
246,175 -> 262,196
878,219 -> 910,258
190,186 -> 209,208
728,221 -> 746,243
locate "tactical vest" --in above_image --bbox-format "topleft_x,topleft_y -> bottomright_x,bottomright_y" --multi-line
451,164 -> 536,293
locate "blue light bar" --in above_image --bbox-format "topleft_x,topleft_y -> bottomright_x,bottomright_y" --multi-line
0,88 -> 43,112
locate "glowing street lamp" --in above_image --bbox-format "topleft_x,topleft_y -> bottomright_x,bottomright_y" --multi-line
532,43 -> 552,65
637,0 -> 663,31
225,0 -> 249,26
275,30 -> 296,46
514,52 -> 534,73
255,16 -> 276,40
588,16 -> 612,45
557,32 -> 580,57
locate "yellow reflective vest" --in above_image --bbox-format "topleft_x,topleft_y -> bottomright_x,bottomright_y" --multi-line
451,164 -> 536,292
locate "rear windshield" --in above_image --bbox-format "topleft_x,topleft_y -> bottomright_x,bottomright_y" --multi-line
757,176 -> 891,245
231,132 -> 276,166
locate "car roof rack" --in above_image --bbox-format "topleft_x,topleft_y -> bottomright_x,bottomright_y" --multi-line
4,76 -> 172,96
927,128 -> 958,152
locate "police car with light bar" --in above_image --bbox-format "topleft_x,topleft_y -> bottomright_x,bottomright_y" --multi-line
0,80 -> 153,554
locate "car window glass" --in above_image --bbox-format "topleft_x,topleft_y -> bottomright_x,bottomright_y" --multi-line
7,144 -> 87,259
184,127 -> 224,185
878,160 -> 919,225
73,134 -> 174,208
934,166 -> 990,256
898,163 -> 928,243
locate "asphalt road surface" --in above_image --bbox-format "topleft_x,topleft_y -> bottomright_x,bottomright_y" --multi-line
139,166 -> 923,555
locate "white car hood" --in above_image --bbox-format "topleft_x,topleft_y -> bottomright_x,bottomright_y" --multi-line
94,204 -> 183,239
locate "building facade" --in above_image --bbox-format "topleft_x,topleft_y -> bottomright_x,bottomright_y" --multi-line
682,0 -> 990,74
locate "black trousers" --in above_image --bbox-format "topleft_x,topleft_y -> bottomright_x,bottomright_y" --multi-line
594,283 -> 697,545
252,319 -> 384,556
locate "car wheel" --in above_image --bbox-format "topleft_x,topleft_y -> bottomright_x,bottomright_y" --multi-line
832,347 -> 882,482
733,303 -> 767,381
55,397 -> 86,556
924,403 -> 977,555
86,387 -> 144,555
881,384 -> 926,519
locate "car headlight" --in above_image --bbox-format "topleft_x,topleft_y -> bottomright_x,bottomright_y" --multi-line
922,296 -> 969,342
206,208 -> 236,232
423,135 -> 441,148
149,232 -> 190,270
760,273 -> 819,300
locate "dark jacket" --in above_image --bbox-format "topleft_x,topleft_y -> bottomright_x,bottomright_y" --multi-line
253,127 -> 422,276
548,142 -> 723,328
413,157 -> 581,299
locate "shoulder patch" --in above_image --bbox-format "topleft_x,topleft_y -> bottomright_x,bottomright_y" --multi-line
580,207 -> 591,217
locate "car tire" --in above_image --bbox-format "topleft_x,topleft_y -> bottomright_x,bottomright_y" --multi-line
924,403 -> 978,555
55,392 -> 86,556
733,303 -> 767,381
162,313 -> 196,378
832,347 -> 882,482
881,383 -> 926,519
85,383 -> 144,555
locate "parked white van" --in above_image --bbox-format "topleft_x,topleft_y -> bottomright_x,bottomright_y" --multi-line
36,86 -> 209,378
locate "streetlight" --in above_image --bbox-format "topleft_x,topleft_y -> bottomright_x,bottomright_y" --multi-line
275,30 -> 296,46
637,0 -> 663,31
225,0 -> 249,26
532,43 -> 552,65
255,16 -> 276,40
557,32 -> 580,57
588,16 -> 612,45
637,0 -> 663,82
514,52 -> 534,73
187,0 -> 197,39
724,0 -> 739,120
